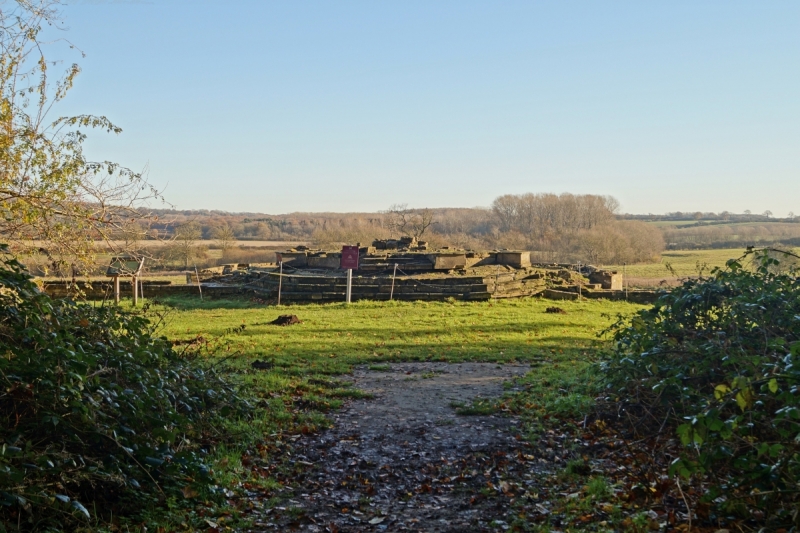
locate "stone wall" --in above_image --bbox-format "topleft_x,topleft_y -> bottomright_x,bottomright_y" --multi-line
266,270 -> 546,303
41,280 -> 243,300
589,270 -> 623,290
278,249 -> 532,272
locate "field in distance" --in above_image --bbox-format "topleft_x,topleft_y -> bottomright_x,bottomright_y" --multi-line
603,247 -> 799,288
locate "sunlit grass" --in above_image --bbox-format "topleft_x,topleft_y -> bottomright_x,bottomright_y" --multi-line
114,295 -> 646,529
140,295 -> 646,431
604,248 -> 752,278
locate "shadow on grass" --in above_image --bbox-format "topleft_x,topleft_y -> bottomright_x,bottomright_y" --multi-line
152,295 -> 259,310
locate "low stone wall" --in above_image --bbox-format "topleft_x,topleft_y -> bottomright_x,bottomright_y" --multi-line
580,289 -> 660,304
541,285 -> 661,304
281,249 -> 533,272
542,289 -> 580,301
268,272 -> 546,302
40,271 -> 661,305
41,281 -> 244,300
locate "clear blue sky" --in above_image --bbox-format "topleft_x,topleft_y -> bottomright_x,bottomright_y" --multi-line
51,0 -> 800,215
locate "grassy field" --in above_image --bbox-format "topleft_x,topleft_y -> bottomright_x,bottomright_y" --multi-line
153,296 -> 643,458
152,294 -> 645,447
157,296 -> 640,370
603,248 -> 754,278
106,295 -> 647,528
647,220 -> 794,228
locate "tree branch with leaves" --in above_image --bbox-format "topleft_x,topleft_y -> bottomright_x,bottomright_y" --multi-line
0,0 -> 164,273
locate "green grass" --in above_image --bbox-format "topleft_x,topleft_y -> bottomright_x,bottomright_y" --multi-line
604,248 -> 751,278
604,246 -> 800,281
156,296 -> 638,366
149,294 -> 644,442
109,295 -> 645,530
142,294 -> 644,431
451,398 -> 497,416
647,220 -> 697,227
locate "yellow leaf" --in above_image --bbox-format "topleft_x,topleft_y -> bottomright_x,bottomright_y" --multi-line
736,387 -> 754,411
714,384 -> 730,400
768,378 -> 778,394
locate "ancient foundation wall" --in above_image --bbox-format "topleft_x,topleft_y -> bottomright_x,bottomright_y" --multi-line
41,281 -> 243,300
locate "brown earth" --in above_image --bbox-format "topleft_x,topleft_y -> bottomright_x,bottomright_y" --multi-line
270,315 -> 303,326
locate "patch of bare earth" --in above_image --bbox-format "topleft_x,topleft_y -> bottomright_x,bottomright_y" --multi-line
252,363 -> 547,532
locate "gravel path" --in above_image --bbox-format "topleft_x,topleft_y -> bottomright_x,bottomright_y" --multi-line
254,362 -> 541,533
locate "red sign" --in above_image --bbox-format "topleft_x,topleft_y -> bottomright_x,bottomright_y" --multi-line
340,245 -> 360,269
275,252 -> 282,264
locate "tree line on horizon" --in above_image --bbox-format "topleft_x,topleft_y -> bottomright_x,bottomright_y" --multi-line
130,195 -> 800,271
128,193 -> 664,267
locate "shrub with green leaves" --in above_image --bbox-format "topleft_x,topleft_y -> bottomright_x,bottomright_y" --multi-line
0,249 -> 247,531
602,250 -> 800,525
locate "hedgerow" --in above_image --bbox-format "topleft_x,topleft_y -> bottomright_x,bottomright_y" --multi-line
0,248 -> 248,531
602,249 -> 800,527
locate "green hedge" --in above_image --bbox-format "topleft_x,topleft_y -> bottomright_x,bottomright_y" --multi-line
603,250 -> 800,526
0,248 -> 247,531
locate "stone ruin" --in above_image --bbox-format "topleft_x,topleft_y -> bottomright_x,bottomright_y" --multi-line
588,269 -> 623,291
199,243 -> 656,304
39,243 -> 654,304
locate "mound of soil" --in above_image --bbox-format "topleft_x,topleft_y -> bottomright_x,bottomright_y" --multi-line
545,307 -> 566,314
270,314 -> 302,326
251,360 -> 274,370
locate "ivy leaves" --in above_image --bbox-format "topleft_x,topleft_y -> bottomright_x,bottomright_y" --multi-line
603,249 -> 800,527
0,249 -> 247,530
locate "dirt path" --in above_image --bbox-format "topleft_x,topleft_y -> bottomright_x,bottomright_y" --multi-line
253,363 -> 543,532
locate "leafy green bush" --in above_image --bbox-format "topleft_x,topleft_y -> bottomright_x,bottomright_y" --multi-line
0,249 -> 247,531
602,250 -> 800,525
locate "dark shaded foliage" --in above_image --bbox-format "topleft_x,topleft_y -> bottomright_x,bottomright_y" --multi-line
0,246 -> 247,531
602,249 -> 800,527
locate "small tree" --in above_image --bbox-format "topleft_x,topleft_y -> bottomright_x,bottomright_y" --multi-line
174,222 -> 202,269
116,219 -> 147,253
384,204 -> 435,239
214,223 -> 236,258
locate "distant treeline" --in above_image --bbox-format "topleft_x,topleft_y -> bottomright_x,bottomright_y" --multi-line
128,198 -> 799,266
661,222 -> 800,249
133,194 -> 656,265
622,210 -> 798,223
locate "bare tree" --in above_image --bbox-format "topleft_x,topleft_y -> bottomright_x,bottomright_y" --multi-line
603,195 -> 620,215
491,195 -> 518,232
213,224 -> 236,258
173,222 -> 202,269
115,219 -> 147,254
384,204 -> 435,239
489,192 -> 620,247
